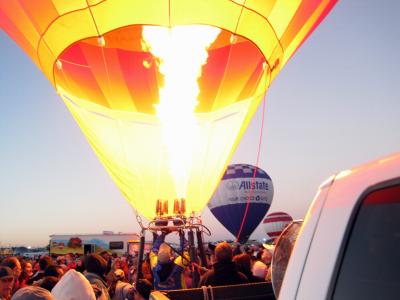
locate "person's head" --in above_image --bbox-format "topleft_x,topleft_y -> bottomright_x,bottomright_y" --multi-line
261,249 -> 272,266
214,242 -> 233,263
65,254 -> 74,264
84,254 -> 107,276
157,243 -> 173,265
39,256 -> 53,271
44,265 -> 64,278
38,276 -> 59,292
252,260 -> 268,279
0,266 -> 14,299
22,261 -> 33,277
10,286 -> 55,300
112,259 -> 121,270
134,279 -> 152,300
56,256 -> 66,265
232,253 -> 252,274
99,251 -> 110,261
114,269 -> 125,281
51,269 -> 96,300
1,256 -> 22,278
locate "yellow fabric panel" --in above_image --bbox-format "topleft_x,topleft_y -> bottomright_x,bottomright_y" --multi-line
171,0 -> 241,30
51,0 -> 87,15
243,0 -> 278,21
41,8 -> 97,60
231,0 -> 246,5
150,251 -> 157,269
92,0 -> 169,35
268,44 -> 284,81
280,0 -> 330,69
87,0 -> 104,5
269,0 -> 301,38
37,40 -> 58,86
174,252 -> 190,268
236,8 -> 280,64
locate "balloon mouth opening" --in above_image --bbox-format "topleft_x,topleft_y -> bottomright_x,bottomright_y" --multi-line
54,24 -> 268,115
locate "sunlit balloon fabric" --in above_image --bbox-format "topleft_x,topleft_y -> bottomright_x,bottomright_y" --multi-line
1,0 -> 337,220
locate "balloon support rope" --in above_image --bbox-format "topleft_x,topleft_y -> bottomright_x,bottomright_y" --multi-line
235,96 -> 266,242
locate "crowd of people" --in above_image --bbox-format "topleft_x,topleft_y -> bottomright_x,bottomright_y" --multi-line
0,232 -> 275,300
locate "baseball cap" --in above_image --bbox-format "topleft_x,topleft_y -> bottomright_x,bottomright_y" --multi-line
0,266 -> 14,279
114,269 -> 125,280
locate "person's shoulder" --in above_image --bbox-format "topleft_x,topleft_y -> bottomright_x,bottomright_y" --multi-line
237,271 -> 249,283
199,269 -> 215,286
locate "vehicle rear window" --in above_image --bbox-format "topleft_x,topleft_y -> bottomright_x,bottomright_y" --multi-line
333,184 -> 400,300
109,241 -> 124,250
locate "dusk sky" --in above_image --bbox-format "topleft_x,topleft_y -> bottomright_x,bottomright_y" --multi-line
1,0 -> 399,247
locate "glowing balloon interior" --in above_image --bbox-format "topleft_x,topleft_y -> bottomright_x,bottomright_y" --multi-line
0,0 -> 337,220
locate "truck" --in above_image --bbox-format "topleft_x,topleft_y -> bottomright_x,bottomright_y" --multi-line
49,231 -> 143,255
275,152 -> 400,299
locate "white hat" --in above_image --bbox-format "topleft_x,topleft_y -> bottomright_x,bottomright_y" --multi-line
11,286 -> 55,300
52,269 -> 96,300
252,260 -> 268,279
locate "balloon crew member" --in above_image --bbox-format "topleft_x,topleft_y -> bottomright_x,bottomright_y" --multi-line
150,230 -> 189,290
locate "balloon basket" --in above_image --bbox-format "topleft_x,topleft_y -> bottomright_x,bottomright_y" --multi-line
135,213 -> 211,288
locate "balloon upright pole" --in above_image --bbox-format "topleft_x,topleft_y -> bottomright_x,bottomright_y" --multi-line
188,229 -> 199,287
135,228 -> 145,287
196,229 -> 208,268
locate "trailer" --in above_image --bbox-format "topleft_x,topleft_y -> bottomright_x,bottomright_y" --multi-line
50,231 -> 140,255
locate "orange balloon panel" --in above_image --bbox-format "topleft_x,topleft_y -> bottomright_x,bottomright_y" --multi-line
1,0 -> 337,219
54,27 -> 265,114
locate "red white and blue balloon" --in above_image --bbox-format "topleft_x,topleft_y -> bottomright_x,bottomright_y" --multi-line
208,164 -> 274,242
263,212 -> 293,240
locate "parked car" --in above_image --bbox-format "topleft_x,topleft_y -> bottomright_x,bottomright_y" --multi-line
276,152 -> 400,299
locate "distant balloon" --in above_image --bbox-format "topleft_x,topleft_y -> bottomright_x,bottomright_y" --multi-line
208,164 -> 273,243
263,212 -> 293,240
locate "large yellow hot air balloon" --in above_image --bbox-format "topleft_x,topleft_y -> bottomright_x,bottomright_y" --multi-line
0,0 -> 337,220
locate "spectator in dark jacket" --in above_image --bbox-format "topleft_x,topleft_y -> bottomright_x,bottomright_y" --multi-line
198,242 -> 248,287
28,256 -> 52,285
84,254 -> 110,300
233,253 -> 264,283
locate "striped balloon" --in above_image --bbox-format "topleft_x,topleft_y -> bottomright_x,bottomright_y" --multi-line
263,212 -> 293,240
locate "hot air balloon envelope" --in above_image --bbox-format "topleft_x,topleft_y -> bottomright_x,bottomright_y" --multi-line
0,0 -> 337,220
208,164 -> 273,243
263,212 -> 293,240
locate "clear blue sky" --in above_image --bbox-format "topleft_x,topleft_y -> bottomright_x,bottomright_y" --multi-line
1,1 -> 399,247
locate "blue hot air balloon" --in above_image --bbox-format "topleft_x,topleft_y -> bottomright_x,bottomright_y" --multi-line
208,164 -> 274,243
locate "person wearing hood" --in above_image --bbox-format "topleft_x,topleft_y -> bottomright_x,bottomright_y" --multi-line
83,254 -> 110,300
233,253 -> 264,283
198,242 -> 248,287
52,269 -> 96,300
150,231 -> 189,290
10,286 -> 55,300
